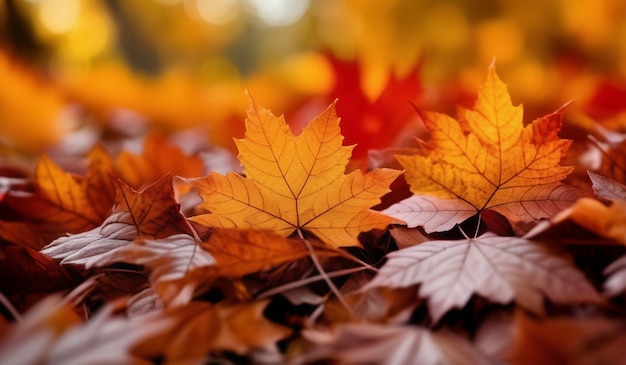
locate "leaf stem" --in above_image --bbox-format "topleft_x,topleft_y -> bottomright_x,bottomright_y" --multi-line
257,266 -> 370,299
0,291 -> 21,322
474,212 -> 483,239
459,225 -> 470,240
297,228 -> 355,318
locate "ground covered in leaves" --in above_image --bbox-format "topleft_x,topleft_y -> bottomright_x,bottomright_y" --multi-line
2,63 -> 626,364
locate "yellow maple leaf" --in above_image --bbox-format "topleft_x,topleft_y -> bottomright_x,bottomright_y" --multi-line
189,98 -> 401,248
393,64 -> 578,227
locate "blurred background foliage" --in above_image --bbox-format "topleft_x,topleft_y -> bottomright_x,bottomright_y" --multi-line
1,0 -> 626,158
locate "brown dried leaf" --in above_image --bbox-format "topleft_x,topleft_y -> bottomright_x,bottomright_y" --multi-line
133,300 -> 291,364
588,171 -> 626,200
509,312 -> 626,365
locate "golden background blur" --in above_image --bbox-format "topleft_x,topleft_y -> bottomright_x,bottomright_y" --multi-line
1,0 -> 626,153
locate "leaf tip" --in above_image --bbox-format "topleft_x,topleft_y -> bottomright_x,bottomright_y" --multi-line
244,89 -> 253,101
555,99 -> 575,114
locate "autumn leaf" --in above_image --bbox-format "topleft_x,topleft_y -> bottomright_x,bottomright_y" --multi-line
384,64 -> 580,232
113,174 -> 192,238
388,225 -> 431,249
323,54 -> 422,160
0,295 -> 82,364
133,300 -> 291,364
546,197 -> 626,246
594,134 -> 626,184
0,294 -> 172,365
109,235 -> 215,282
299,323 -> 490,365
0,242 -> 84,313
365,234 -> 601,322
89,271 -> 152,314
4,145 -> 116,239
201,228 -> 340,278
42,175 -> 192,267
189,98 -> 401,247
524,172 -> 626,246
92,234 -> 217,305
509,312 -> 626,365
117,132 -> 205,189
0,221 -> 46,251
588,170 -> 626,200
384,195 -> 477,233
322,274 -> 419,323
604,255 -> 626,296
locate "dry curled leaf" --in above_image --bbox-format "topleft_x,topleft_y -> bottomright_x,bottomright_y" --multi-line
385,64 -> 580,232
365,234 -> 602,322
189,98 -> 401,247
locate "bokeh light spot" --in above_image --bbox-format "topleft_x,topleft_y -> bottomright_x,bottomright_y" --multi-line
245,0 -> 310,27
64,9 -> 113,59
38,0 -> 80,34
196,0 -> 240,25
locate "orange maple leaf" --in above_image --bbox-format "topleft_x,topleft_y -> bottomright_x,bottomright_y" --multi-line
114,174 -> 193,238
385,64 -> 580,232
189,98 -> 401,247
5,145 -> 116,239
117,133 -> 205,189
202,228 -> 341,278
133,300 -> 291,362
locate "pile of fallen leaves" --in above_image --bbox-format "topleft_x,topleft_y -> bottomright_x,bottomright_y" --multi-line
1,64 -> 626,364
